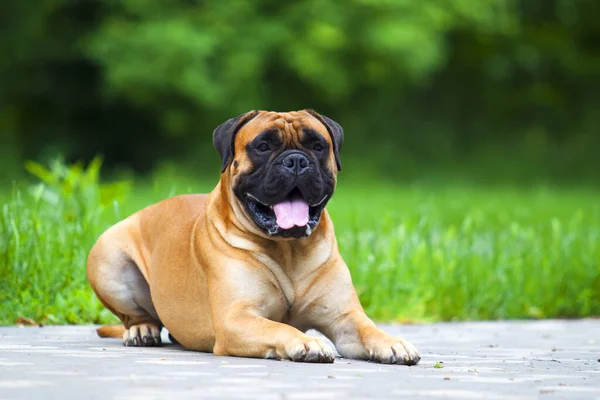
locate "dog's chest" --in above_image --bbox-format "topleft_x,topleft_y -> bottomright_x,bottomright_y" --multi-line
253,240 -> 332,313
253,253 -> 296,307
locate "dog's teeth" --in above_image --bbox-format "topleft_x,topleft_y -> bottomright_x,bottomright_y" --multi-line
269,205 -> 273,209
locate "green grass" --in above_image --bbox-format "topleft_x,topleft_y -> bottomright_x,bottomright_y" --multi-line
1,160 -> 599,325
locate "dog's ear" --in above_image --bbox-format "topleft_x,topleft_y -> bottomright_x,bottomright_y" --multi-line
305,109 -> 344,171
213,111 -> 259,173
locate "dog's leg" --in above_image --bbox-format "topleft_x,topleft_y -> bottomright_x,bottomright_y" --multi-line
309,263 -> 421,365
207,261 -> 335,363
87,240 -> 162,347
325,309 -> 420,365
212,307 -> 335,363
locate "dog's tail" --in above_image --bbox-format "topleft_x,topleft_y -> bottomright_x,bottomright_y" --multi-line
96,325 -> 125,338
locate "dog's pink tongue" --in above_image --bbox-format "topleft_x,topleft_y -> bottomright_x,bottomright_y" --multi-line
273,198 -> 309,229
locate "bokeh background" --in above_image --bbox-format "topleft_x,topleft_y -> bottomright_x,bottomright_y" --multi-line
1,0 -> 599,325
2,0 -> 599,183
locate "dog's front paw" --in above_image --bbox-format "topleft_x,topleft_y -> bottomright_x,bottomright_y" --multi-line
366,337 -> 420,366
282,337 -> 335,363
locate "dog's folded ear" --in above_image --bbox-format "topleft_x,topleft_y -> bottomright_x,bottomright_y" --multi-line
213,111 -> 260,173
305,109 -> 344,171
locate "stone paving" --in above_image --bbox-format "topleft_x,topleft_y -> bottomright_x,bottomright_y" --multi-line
0,320 -> 598,399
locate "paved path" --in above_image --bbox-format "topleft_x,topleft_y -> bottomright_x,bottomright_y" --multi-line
0,321 -> 598,399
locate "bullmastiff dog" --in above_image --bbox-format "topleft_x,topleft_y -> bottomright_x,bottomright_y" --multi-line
87,110 -> 421,365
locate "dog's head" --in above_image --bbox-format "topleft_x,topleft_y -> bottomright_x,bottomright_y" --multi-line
213,110 -> 343,239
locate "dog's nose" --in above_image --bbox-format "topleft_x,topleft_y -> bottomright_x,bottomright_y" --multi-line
282,152 -> 310,175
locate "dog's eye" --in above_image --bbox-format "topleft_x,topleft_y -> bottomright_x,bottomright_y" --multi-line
257,143 -> 270,152
313,143 -> 324,152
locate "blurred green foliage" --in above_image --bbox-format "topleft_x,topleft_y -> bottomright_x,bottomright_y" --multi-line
0,159 -> 129,324
1,0 -> 599,182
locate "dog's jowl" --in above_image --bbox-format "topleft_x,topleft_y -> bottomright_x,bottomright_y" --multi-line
87,110 -> 421,365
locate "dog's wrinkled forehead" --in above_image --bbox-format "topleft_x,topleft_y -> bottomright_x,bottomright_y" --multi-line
234,111 -> 333,153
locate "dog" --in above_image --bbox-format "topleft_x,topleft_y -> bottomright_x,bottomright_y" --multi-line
87,110 -> 420,365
